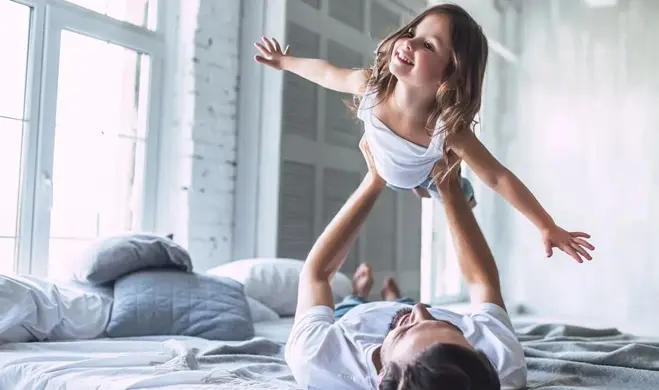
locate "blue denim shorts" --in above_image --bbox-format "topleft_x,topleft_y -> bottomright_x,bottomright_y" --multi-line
387,175 -> 476,204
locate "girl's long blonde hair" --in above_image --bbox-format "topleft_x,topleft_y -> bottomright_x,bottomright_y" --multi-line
354,4 -> 488,183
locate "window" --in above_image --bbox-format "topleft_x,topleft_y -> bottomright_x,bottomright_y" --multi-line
0,0 -> 163,277
0,0 -> 31,274
47,31 -> 151,279
65,0 -> 158,29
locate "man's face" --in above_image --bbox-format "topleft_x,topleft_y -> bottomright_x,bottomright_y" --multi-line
380,304 -> 475,365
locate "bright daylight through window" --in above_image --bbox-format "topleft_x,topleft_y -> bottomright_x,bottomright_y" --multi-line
0,0 -> 161,278
0,0 -> 30,274
47,31 -> 151,279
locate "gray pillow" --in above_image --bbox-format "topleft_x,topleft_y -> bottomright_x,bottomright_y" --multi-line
74,233 -> 192,285
106,270 -> 254,341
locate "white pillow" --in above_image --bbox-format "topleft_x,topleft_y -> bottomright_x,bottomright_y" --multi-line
207,258 -> 353,316
246,297 -> 280,323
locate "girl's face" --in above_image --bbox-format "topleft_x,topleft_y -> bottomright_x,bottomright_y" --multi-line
389,13 -> 453,89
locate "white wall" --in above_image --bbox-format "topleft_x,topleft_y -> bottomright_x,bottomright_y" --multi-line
499,0 -> 659,336
155,0 -> 240,271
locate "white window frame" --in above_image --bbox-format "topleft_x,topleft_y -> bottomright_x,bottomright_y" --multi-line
11,0 -> 166,276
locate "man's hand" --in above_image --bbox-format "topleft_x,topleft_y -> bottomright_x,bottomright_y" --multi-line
432,152 -> 462,193
359,137 -> 385,187
254,37 -> 290,70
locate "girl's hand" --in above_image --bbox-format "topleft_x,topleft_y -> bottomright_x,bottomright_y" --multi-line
542,225 -> 594,263
254,37 -> 290,70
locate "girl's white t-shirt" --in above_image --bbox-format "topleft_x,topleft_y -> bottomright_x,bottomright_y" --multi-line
357,90 -> 444,189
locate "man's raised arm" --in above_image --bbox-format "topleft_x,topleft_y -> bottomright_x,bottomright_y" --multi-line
294,140 -> 386,320
437,168 -> 506,311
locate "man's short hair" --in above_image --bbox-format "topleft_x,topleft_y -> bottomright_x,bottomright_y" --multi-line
379,343 -> 501,390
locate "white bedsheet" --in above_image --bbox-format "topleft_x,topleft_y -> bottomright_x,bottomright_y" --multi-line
0,336 -> 262,389
0,318 -> 299,390
0,274 -> 112,344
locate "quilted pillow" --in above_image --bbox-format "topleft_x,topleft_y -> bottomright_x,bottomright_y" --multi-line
107,270 -> 254,341
74,233 -> 192,286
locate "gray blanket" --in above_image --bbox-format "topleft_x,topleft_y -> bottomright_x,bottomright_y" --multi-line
159,324 -> 659,389
516,322 -> 659,389
153,337 -> 300,389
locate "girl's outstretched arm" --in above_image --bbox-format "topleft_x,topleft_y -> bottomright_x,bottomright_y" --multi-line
254,36 -> 367,95
449,130 -> 595,263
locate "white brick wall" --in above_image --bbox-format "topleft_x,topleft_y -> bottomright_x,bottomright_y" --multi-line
157,0 -> 241,270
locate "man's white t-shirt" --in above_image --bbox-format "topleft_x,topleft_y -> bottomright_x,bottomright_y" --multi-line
285,301 -> 527,390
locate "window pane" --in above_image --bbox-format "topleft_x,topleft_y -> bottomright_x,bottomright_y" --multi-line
56,31 -> 150,139
0,0 -> 30,120
65,0 -> 157,29
50,129 -> 146,238
0,118 -> 24,237
0,238 -> 17,275
49,31 -> 149,276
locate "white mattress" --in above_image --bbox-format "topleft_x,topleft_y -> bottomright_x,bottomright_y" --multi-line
0,331 -> 296,390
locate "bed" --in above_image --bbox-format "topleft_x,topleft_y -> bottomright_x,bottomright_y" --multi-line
0,319 -> 299,390
2,237 -> 659,389
3,316 -> 659,389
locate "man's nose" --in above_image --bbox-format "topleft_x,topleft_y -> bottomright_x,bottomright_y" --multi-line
411,303 -> 432,322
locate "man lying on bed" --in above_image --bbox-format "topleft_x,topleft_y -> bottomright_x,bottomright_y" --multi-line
284,137 -> 528,390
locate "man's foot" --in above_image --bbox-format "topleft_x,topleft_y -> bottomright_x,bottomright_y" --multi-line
381,277 -> 402,301
352,264 -> 373,299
